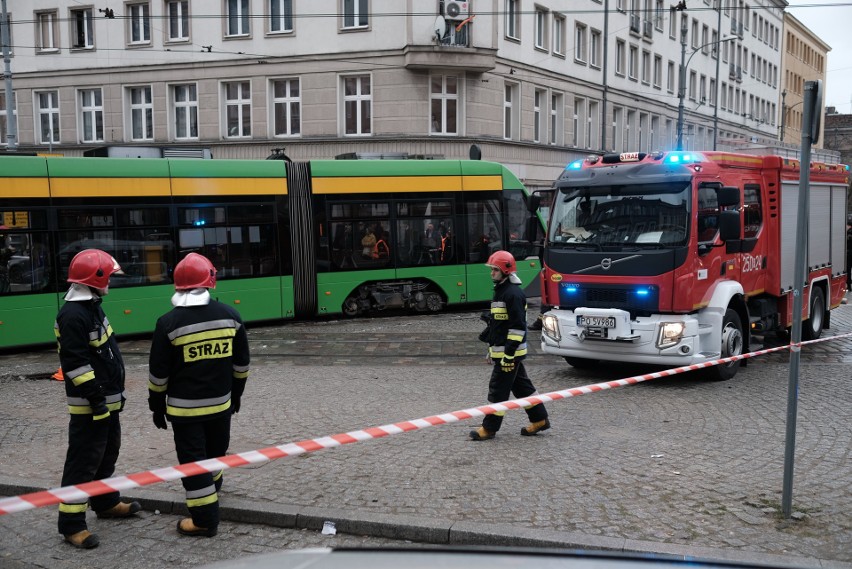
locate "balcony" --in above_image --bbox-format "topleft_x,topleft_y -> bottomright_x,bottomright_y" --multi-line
403,19 -> 496,73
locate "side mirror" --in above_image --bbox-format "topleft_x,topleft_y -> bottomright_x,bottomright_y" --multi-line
718,186 -> 740,207
528,193 -> 541,212
719,210 -> 741,242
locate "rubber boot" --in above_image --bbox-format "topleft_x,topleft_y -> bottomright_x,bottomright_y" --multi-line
96,501 -> 141,519
177,518 -> 218,537
520,418 -> 551,436
469,426 -> 495,441
64,529 -> 99,549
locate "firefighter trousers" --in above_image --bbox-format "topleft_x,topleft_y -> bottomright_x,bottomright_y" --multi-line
172,414 -> 231,530
482,361 -> 548,433
57,413 -> 122,536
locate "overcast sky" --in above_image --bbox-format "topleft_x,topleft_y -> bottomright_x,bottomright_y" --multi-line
786,1 -> 852,112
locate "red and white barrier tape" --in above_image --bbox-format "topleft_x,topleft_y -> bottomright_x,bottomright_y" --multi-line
2,331 -> 851,516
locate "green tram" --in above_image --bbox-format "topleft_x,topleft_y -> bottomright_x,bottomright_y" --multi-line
0,155 -> 543,349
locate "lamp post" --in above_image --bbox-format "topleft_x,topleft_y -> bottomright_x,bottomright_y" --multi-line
779,91 -> 804,143
677,32 -> 736,151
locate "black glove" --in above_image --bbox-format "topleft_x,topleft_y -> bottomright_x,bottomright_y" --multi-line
148,396 -> 166,416
89,398 -> 110,420
152,413 -> 168,430
478,327 -> 490,343
231,396 -> 241,414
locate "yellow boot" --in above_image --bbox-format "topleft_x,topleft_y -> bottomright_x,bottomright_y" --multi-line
64,529 -> 99,549
469,426 -> 495,441
177,518 -> 218,537
96,501 -> 141,519
520,418 -> 551,436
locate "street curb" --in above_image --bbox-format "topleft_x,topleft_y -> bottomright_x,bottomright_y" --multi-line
2,476 -> 849,569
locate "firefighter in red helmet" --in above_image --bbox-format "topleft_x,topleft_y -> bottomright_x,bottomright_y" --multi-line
55,249 -> 141,549
470,250 -> 550,441
148,253 -> 250,537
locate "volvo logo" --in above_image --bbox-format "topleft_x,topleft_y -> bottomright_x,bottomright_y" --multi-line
575,255 -> 641,274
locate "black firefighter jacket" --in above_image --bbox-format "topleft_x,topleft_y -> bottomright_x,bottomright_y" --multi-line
55,298 -> 126,415
484,278 -> 529,362
148,300 -> 250,423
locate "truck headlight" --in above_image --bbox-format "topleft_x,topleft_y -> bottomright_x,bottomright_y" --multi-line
657,322 -> 685,349
541,314 -> 561,341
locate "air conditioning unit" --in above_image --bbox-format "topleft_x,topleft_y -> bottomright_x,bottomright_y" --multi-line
444,1 -> 470,20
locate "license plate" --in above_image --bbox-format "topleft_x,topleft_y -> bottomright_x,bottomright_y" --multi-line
576,315 -> 616,328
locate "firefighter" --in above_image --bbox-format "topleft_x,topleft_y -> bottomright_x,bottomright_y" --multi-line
55,249 -> 141,549
470,250 -> 550,441
148,253 -> 250,537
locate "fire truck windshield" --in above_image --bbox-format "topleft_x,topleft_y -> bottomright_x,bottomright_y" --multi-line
548,182 -> 690,249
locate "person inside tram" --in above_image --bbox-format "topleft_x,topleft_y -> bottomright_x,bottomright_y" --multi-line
361,227 -> 377,258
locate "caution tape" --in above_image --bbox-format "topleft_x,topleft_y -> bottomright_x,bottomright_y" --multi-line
2,330 -> 851,516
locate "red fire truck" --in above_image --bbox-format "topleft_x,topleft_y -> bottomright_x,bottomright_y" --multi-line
538,151 -> 849,380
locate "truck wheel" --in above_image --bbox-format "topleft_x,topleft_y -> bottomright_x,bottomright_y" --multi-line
706,308 -> 743,381
802,287 -> 825,341
564,357 -> 599,369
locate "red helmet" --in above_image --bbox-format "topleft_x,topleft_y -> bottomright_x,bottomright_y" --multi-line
67,249 -> 122,289
174,253 -> 216,291
486,250 -> 517,275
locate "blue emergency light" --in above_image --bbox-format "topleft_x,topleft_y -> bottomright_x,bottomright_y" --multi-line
567,160 -> 584,170
664,152 -> 703,164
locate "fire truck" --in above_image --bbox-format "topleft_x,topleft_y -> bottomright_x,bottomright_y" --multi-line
538,151 -> 849,380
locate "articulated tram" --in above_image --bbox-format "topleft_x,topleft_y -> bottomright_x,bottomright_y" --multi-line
0,155 -> 543,349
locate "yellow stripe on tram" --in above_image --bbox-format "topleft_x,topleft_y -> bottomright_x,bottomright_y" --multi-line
312,175 -> 502,194
171,178 -> 286,196
1,178 -> 51,198
50,178 -> 171,197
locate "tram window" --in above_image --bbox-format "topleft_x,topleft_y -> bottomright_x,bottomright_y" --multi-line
58,209 -> 115,229
330,202 -> 389,220
116,207 -> 169,227
464,198 -> 502,264
0,229 -> 52,295
504,190 -> 534,259
179,206 -> 226,226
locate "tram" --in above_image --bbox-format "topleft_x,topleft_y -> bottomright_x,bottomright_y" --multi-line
0,155 -> 543,349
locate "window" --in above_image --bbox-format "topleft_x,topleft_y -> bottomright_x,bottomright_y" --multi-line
503,82 -> 519,140
36,11 -> 59,52
613,107 -> 623,152
128,86 -> 153,141
430,75 -> 458,136
590,29 -> 601,68
574,23 -> 587,63
711,30 -> 718,57
553,14 -> 565,55
653,54 -> 662,88
701,24 -> 708,53
271,78 -> 300,136
128,3 -> 151,44
534,8 -> 547,50
223,81 -> 251,138
641,50 -> 650,84
691,19 -> 698,49
572,98 -> 584,147
669,7 -> 677,38
269,0 -> 293,33
533,88 -> 545,143
166,1 -> 189,41
655,0 -> 664,29
709,78 -> 716,106
688,70 -> 697,101
227,0 -> 250,36
587,100 -> 599,150
0,91 -> 15,145
697,184 -> 721,243
615,39 -> 626,76
172,84 -> 198,139
699,74 -> 706,103
71,8 -> 94,49
0,215 -> 52,295
79,89 -> 104,143
506,0 -> 519,40
666,60 -> 675,92
36,91 -> 60,144
342,75 -> 371,135
628,45 -> 638,80
342,0 -> 368,29
550,92 -> 563,145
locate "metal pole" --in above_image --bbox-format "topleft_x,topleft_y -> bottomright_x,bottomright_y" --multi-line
781,80 -> 819,519
676,19 -> 687,151
1,0 -> 17,151
600,0 -> 609,151
779,90 -> 787,142
712,5 -> 721,150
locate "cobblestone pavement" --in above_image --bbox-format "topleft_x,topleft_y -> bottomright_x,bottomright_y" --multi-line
0,298 -> 850,569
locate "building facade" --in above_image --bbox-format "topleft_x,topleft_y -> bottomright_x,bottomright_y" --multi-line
0,0 -> 808,190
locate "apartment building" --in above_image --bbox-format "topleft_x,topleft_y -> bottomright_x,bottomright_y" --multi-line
1,0 -> 791,189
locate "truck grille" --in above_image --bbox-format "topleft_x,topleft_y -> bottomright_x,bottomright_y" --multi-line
558,284 -> 659,317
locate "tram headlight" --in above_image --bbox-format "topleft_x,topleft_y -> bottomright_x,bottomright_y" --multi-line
657,322 -> 685,349
541,314 -> 561,342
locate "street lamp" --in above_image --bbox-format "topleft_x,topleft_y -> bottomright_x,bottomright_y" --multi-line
676,24 -> 736,150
